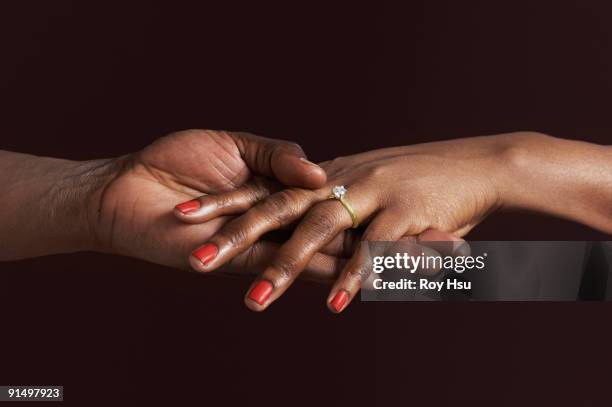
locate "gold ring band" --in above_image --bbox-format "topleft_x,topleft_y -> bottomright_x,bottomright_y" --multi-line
328,186 -> 359,228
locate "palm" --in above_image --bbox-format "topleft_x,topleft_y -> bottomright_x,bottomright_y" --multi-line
97,130 -> 251,269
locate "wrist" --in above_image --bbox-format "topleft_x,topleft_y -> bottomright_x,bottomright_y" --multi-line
0,152 -> 125,260
490,131 -> 551,210
494,132 -> 612,233
46,157 -> 124,254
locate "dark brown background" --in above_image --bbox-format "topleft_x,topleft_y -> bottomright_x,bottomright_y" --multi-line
1,1 -> 611,406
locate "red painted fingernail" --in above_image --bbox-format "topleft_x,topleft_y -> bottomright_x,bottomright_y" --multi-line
176,199 -> 200,214
330,290 -> 349,313
248,280 -> 273,305
191,244 -> 218,266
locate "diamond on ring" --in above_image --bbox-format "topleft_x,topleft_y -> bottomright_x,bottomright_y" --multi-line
332,185 -> 347,199
329,185 -> 358,228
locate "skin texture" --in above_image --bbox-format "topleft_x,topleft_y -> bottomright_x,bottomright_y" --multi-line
184,132 -> 612,312
0,129 -> 461,287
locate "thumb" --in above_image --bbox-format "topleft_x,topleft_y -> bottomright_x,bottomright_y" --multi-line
231,131 -> 327,189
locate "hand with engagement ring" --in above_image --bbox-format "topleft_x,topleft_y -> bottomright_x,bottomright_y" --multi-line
180,135 -> 516,312
179,131 -> 612,313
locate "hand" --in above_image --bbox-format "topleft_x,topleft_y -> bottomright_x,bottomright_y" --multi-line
90,128 -> 463,282
179,133 -> 510,311
87,129 -> 333,276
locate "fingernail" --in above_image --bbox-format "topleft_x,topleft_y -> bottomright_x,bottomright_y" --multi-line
176,199 -> 200,214
248,280 -> 273,305
330,290 -> 349,313
299,157 -> 318,167
191,243 -> 218,266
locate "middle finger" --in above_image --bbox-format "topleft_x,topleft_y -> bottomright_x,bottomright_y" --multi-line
244,186 -> 378,311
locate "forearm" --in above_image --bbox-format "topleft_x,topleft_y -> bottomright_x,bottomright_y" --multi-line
0,151 -> 115,260
498,133 -> 612,233
379,131 -> 611,233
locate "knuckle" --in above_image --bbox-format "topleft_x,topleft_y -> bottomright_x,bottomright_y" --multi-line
213,193 -> 235,210
302,207 -> 339,237
236,181 -> 274,211
273,255 -> 302,281
258,189 -> 309,226
219,221 -> 252,248
364,164 -> 386,179
230,190 -> 259,212
265,190 -> 294,212
346,264 -> 370,281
